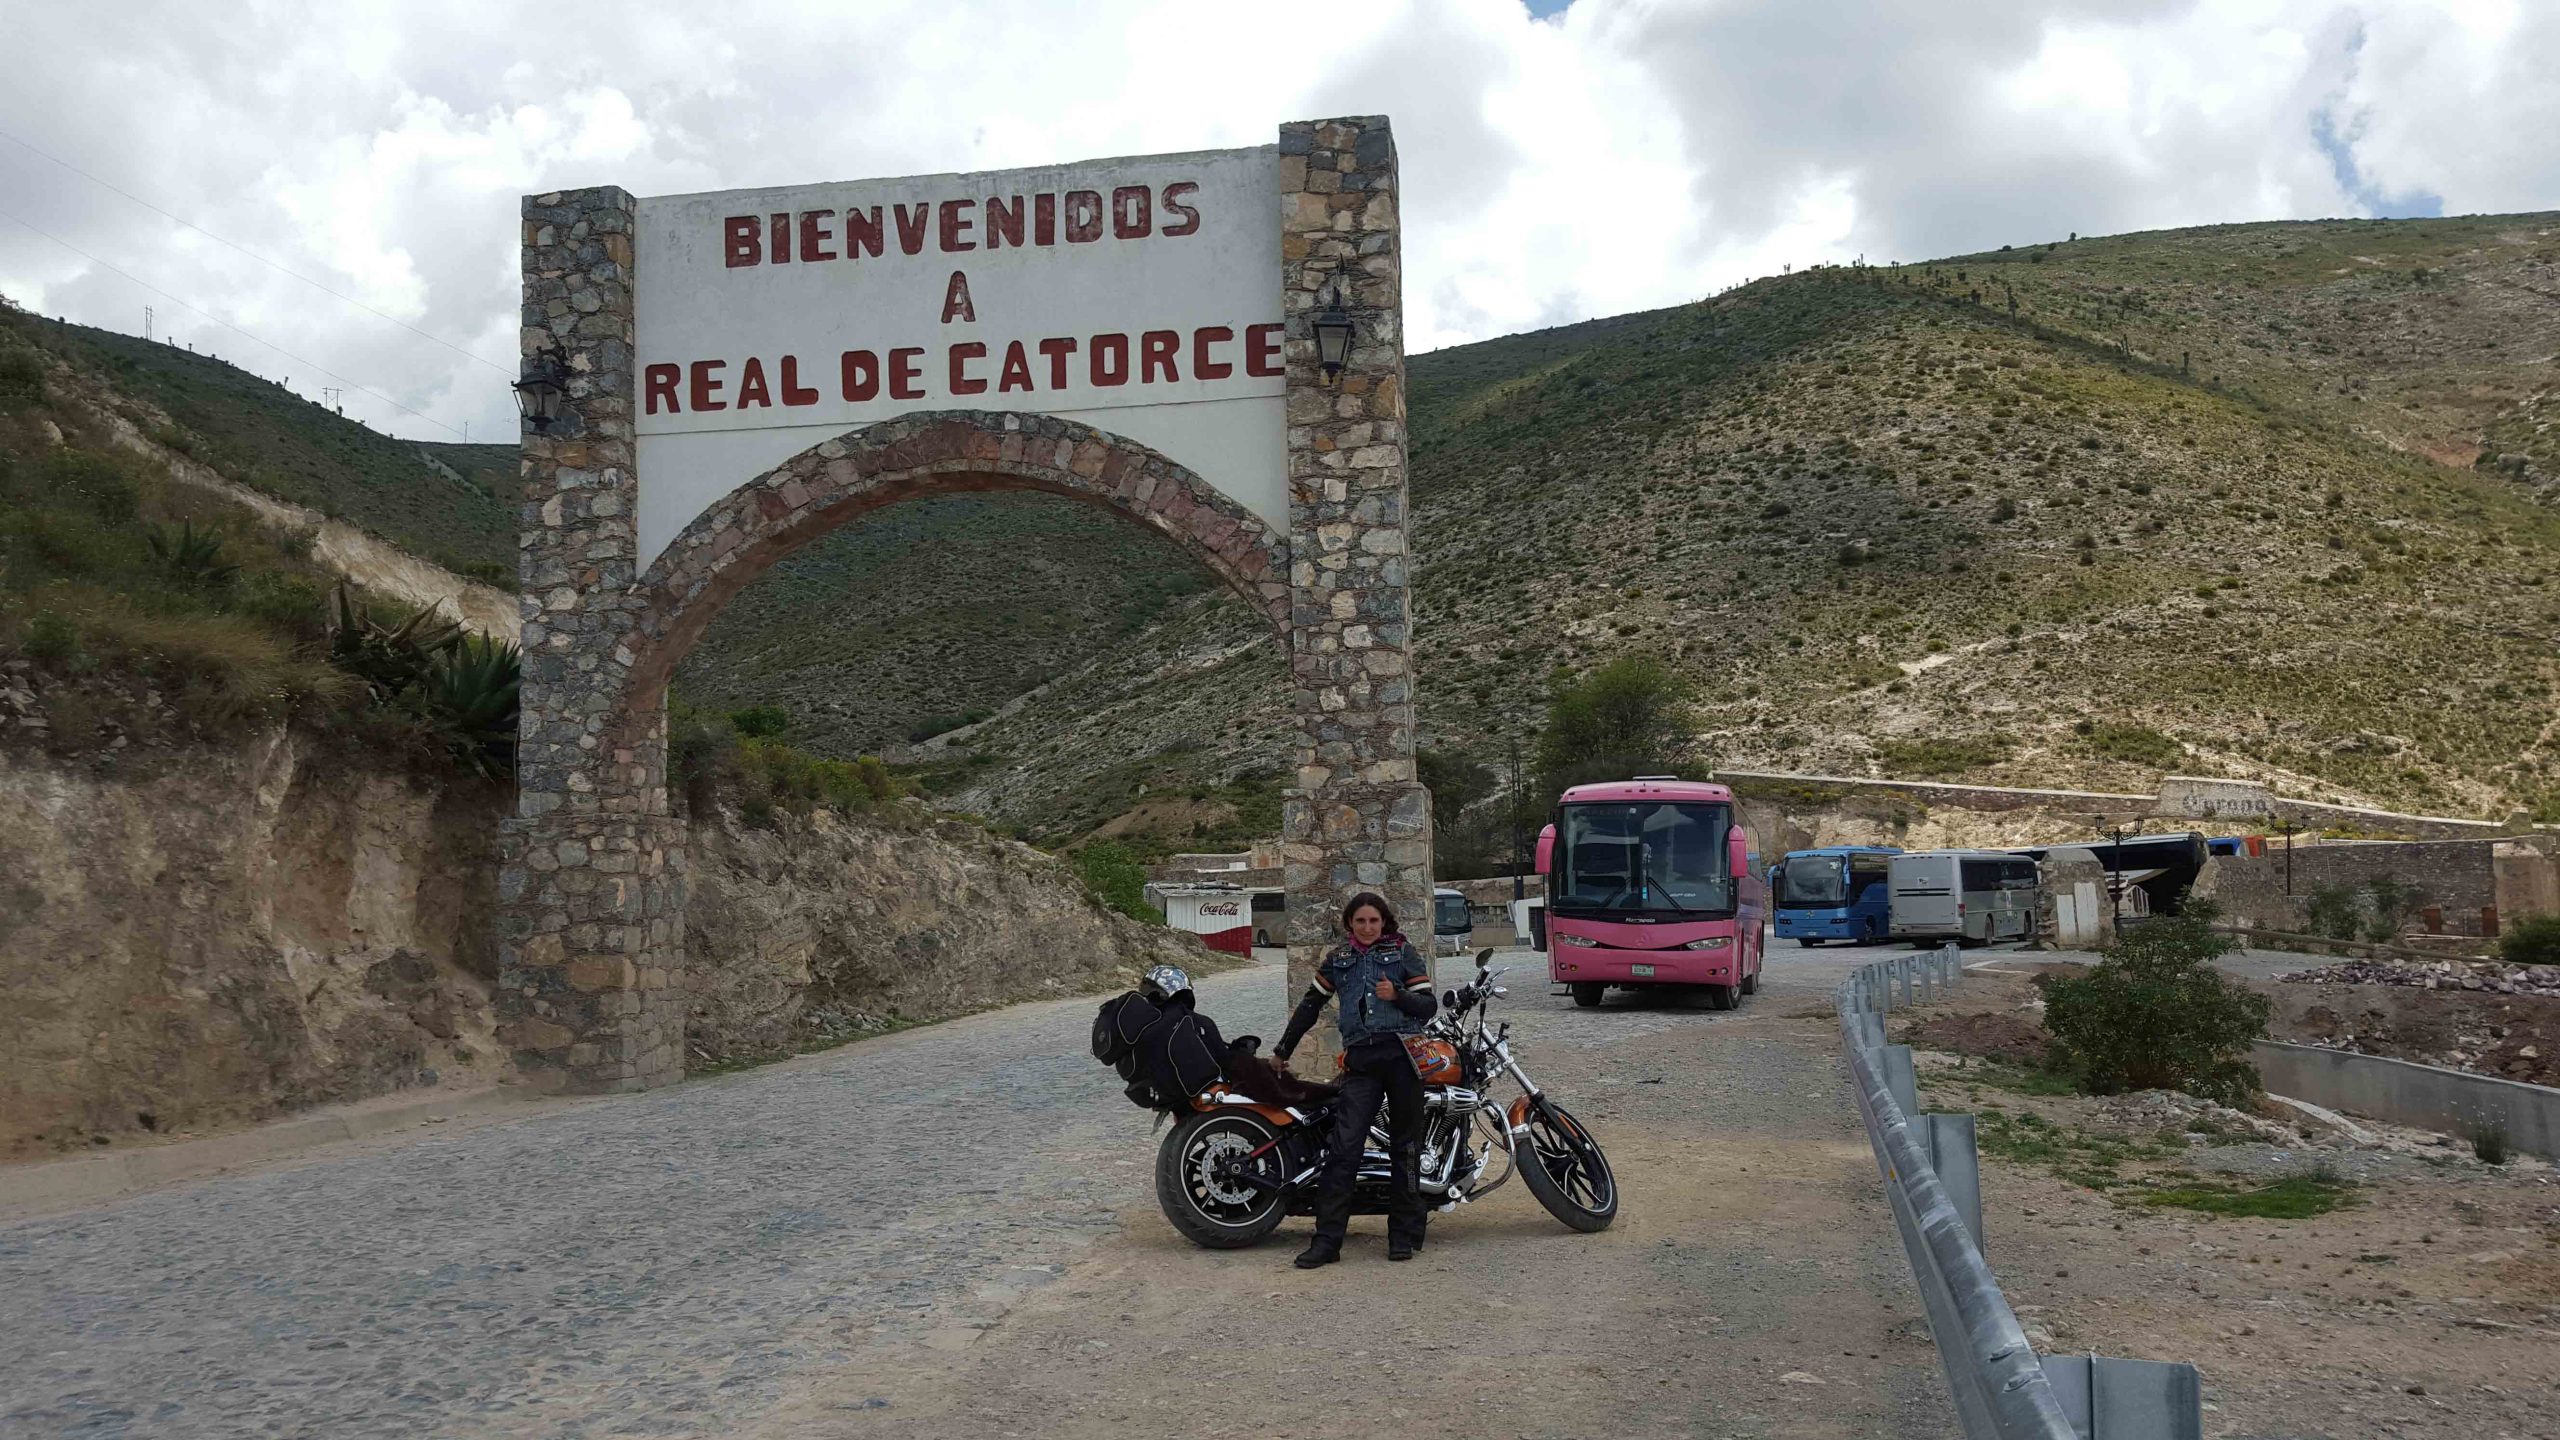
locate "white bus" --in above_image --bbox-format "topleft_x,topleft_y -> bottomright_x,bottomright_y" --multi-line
1888,850 -> 2039,945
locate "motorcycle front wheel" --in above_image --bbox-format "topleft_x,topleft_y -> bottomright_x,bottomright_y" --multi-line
1156,1111 -> 1291,1249
1518,1100 -> 1619,1232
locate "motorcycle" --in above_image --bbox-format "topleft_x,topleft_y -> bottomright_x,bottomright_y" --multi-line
1154,950 -> 1618,1249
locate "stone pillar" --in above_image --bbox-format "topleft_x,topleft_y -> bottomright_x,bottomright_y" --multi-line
501,186 -> 686,1093
1276,117 -> 1432,996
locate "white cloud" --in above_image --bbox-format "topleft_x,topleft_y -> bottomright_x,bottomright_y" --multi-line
0,0 -> 2551,444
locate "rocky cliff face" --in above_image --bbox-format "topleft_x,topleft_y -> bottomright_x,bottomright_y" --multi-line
1,742 -> 1213,1157
683,807 -> 1214,1066
0,735 -> 510,1158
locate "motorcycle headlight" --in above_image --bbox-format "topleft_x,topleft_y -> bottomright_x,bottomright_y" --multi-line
1557,933 -> 1599,948
1682,937 -> 1731,951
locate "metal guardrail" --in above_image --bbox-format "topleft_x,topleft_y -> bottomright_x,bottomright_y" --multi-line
1839,944 -> 2203,1440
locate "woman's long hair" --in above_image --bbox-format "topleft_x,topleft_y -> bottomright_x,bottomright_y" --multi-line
1339,891 -> 1399,938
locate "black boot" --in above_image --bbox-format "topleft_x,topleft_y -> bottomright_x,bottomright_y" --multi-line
1293,1238 -> 1341,1269
1387,1237 -> 1416,1262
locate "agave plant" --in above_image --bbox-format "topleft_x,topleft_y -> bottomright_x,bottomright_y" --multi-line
323,581 -> 463,700
147,520 -> 240,589
407,633 -> 521,778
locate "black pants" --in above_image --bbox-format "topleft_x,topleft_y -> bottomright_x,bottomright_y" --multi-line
1313,1037 -> 1427,1246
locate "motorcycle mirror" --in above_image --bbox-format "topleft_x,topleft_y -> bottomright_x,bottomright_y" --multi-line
1473,948 -> 1495,964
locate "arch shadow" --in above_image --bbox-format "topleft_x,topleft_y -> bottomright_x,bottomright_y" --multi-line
613,411 -> 1294,737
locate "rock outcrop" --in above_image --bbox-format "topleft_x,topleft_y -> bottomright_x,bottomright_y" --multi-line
1,740 -> 1216,1157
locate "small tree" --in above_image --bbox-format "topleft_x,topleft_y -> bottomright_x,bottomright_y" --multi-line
2303,881 -> 2361,940
2361,876 -> 2425,943
2040,906 -> 2270,1106
2499,913 -> 2560,968
1533,658 -> 1695,804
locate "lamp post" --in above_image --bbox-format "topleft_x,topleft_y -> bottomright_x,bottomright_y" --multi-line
1311,288 -> 1354,384
513,347 -> 569,433
2276,818 -> 2301,895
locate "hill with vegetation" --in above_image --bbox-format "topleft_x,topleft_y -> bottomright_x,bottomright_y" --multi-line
9,212 -> 2555,856
860,212 -> 2560,845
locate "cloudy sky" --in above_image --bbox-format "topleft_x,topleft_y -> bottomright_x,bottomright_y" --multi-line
1,0 -> 2552,444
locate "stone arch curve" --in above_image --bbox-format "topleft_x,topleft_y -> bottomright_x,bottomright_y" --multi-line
508,125 -> 1423,1095
614,410 -> 1291,741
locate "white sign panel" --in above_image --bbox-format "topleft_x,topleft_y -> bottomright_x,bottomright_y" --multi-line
633,146 -> 1284,567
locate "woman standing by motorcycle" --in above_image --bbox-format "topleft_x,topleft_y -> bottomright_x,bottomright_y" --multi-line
1271,892 -> 1437,1267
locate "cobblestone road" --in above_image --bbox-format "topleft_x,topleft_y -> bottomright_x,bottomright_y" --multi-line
2,946 -> 1947,1438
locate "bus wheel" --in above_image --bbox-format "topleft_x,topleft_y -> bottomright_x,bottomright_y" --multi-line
1571,983 -> 1605,1008
1706,983 -> 1737,1012
1798,937 -> 1824,948
1740,969 -> 1758,996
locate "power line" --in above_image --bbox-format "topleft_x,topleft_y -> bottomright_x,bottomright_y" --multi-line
0,126 -> 515,376
0,203 -> 465,439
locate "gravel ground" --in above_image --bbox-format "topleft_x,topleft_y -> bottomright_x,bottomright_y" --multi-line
1,943 -> 1956,1439
1900,969 -> 2560,1440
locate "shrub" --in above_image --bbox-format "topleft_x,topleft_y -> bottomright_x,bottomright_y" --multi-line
40,450 -> 140,524
2304,881 -> 2362,941
2040,907 -> 2270,1106
2498,913 -> 2560,967
2077,720 -> 2183,771
0,347 -> 44,410
1873,734 -> 2010,778
2361,876 -> 2425,943
1071,841 -> 1162,923
728,703 -> 790,739
23,611 -> 81,665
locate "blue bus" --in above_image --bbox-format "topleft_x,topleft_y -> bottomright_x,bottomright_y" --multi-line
1772,846 -> 1900,945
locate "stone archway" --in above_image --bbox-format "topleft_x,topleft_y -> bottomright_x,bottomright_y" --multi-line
622,412 -> 1291,733
504,117 -> 1426,1094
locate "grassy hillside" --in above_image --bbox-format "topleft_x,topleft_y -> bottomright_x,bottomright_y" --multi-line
14,212 -> 2553,844
0,316 -> 516,582
671,492 -> 1214,759
846,212 -> 2560,839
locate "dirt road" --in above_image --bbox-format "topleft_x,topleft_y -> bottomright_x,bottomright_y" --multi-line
2,946 -> 1954,1439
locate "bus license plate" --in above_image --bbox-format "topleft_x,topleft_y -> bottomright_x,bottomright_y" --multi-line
1630,964 -> 1655,978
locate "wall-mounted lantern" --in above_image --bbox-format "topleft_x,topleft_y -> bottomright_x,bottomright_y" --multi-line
513,347 -> 570,432
1311,292 -> 1355,383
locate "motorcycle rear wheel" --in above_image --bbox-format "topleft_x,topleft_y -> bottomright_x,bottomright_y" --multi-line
1518,1100 -> 1618,1232
1156,1111 -> 1290,1249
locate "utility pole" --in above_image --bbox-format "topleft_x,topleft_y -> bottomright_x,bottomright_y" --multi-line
2276,818 -> 2301,895
2109,824 -> 2130,924
323,386 -> 342,411
143,305 -> 153,342
1509,732 -> 1527,902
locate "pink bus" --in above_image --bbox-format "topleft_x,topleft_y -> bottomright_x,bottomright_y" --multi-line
1534,777 -> 1767,1010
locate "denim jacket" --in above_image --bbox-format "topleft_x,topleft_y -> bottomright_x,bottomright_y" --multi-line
1276,935 -> 1435,1059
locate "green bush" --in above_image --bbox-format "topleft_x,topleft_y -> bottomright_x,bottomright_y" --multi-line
2303,881 -> 2361,940
1533,656 -> 1695,803
728,703 -> 790,739
2498,913 -> 2560,967
1874,734 -> 2010,778
2040,907 -> 2270,1106
22,611 -> 80,665
2075,720 -> 2183,771
1071,840 -> 1162,923
0,348 -> 44,410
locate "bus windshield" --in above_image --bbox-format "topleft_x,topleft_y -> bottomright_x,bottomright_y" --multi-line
1777,855 -> 1847,907
1553,801 -> 1734,918
1433,893 -> 1471,934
